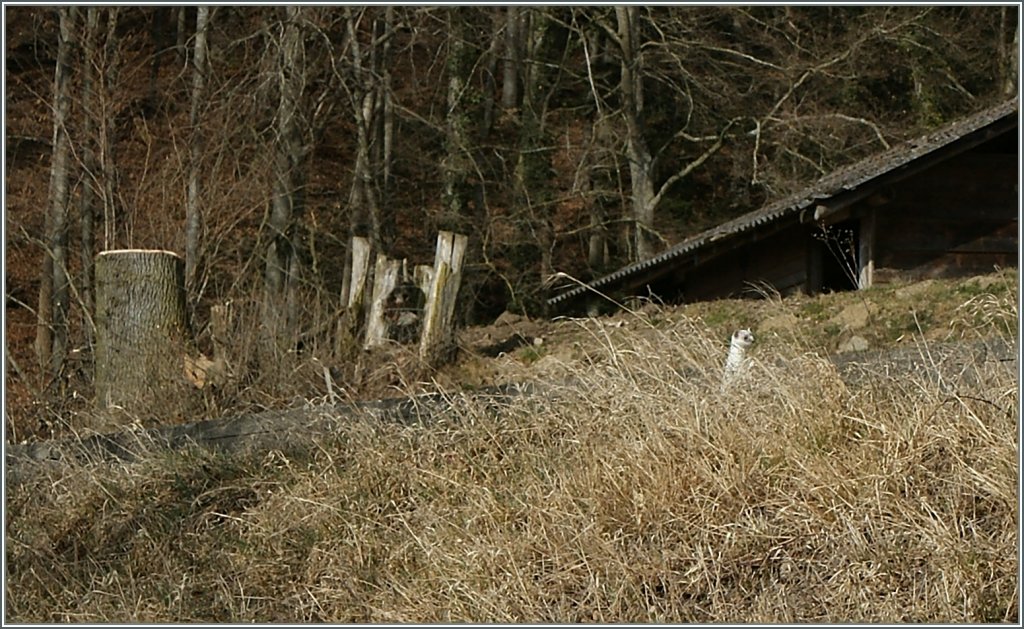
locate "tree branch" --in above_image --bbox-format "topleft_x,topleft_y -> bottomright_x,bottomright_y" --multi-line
649,118 -> 736,210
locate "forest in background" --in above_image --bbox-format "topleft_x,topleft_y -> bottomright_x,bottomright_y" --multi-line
3,5 -> 1019,438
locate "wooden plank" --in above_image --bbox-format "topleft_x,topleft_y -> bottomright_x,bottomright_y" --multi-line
683,226 -> 810,301
885,204 -> 1018,222
875,218 -> 1017,254
890,153 -> 1018,211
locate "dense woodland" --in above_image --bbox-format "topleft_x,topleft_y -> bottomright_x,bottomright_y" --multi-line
3,6 -> 1019,436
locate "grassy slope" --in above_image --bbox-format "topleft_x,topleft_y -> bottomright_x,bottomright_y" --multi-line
5,269 -> 1019,623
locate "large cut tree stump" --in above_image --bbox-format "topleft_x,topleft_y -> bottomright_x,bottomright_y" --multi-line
94,249 -> 190,424
419,231 -> 467,365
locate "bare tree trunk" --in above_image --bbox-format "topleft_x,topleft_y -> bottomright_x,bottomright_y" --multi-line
481,9 -> 503,137
501,6 -> 523,110
615,6 -> 657,262
36,6 -> 76,380
176,6 -> 188,64
185,6 -> 209,294
343,7 -> 395,251
100,7 -> 122,250
78,7 -> 100,352
345,8 -> 384,251
442,11 -> 472,227
375,7 -> 395,241
264,6 -> 306,351
512,8 -> 573,290
587,177 -> 608,271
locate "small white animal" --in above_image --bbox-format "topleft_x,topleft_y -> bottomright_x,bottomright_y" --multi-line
722,328 -> 755,390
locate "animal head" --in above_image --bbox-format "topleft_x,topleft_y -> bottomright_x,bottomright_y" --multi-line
731,328 -> 755,349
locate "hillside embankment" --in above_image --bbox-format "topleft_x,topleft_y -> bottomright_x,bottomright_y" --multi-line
5,269 -> 1018,623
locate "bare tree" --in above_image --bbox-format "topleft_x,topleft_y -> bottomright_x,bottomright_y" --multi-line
612,6 -> 657,261
264,6 -> 308,350
98,7 -> 123,249
185,6 -> 210,296
501,6 -> 524,110
343,6 -> 395,251
35,6 -> 76,381
77,6 -> 100,351
441,9 -> 474,229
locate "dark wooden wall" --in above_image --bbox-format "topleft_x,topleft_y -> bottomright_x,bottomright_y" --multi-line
679,222 -> 812,301
871,148 -> 1018,284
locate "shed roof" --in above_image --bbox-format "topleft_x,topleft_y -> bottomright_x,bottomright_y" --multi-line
548,98 -> 1019,308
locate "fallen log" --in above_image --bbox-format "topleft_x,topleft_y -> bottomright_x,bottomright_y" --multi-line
6,383 -> 540,473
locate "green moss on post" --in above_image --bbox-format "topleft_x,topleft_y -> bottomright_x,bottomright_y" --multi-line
418,231 -> 468,365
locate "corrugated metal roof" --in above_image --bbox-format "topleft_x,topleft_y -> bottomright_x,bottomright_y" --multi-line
548,98 -> 1019,307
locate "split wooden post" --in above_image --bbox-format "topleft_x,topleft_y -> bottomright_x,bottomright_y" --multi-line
346,236 -> 372,311
94,249 -> 190,424
414,264 -> 434,298
419,231 -> 468,364
365,254 -> 402,348
337,236 -> 372,354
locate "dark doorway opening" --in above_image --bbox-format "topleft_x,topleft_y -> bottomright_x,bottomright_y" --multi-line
817,220 -> 860,292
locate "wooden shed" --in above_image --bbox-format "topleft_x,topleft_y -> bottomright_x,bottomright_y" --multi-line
548,98 -> 1019,314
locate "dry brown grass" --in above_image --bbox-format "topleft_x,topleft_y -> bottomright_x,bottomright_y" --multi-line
5,297 -> 1018,623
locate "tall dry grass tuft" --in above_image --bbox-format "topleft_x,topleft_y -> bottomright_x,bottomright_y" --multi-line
5,306 -> 1017,623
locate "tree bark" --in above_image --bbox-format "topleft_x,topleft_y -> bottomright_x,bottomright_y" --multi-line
176,6 -> 188,64
501,6 -> 523,110
264,6 -> 307,351
344,7 -> 388,251
615,6 -> 658,262
36,6 -> 76,380
79,7 -> 100,352
94,250 -> 190,423
441,11 -> 472,228
185,6 -> 209,295
99,7 -> 122,249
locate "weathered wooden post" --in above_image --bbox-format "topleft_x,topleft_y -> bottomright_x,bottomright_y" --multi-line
419,231 -> 468,364
345,236 -> 372,312
337,236 -> 372,355
364,253 -> 401,348
94,249 -> 190,424
414,264 -> 434,298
